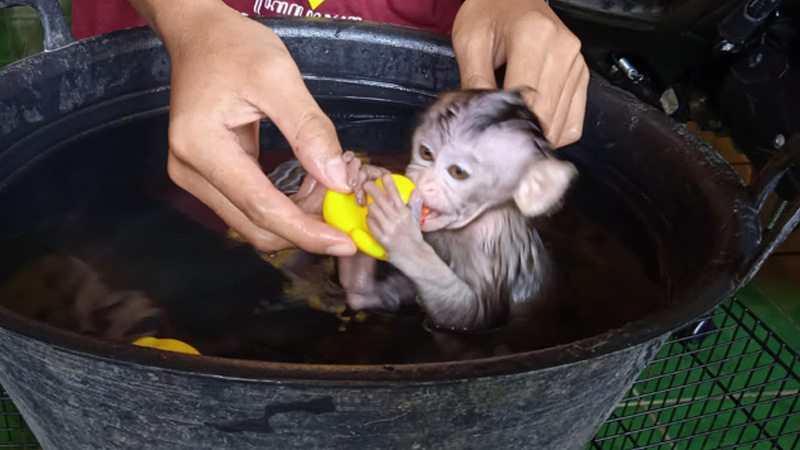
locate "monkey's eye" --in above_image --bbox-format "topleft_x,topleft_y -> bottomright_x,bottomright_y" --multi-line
419,144 -> 434,161
448,165 -> 469,180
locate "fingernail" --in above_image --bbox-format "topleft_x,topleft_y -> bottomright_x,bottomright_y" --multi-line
324,156 -> 350,192
326,242 -> 356,256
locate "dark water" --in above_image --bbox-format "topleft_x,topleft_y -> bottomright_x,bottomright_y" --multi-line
0,111 -> 670,364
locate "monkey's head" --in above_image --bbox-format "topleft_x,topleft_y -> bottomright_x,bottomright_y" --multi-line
405,89 -> 577,232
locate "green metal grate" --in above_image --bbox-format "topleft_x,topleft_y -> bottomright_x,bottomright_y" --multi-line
0,296 -> 797,449
0,1 -> 72,67
0,390 -> 36,449
590,297 -> 800,449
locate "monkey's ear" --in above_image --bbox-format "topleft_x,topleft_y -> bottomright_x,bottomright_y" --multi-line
513,159 -> 577,217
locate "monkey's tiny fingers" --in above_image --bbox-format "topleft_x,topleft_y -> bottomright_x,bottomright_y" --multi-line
342,151 -> 362,189
354,165 -> 390,205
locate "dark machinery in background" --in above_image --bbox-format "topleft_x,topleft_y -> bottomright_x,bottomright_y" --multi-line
551,0 -> 799,202
549,0 -> 798,343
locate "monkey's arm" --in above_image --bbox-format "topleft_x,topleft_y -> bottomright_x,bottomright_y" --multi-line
394,242 -> 496,330
363,176 -> 500,330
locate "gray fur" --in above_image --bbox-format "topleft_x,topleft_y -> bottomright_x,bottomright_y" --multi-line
421,207 -> 549,330
341,89 -> 575,331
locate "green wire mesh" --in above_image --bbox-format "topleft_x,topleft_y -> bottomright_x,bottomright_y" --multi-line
590,297 -> 800,450
0,392 -> 36,449
0,1 -> 72,68
0,296 -> 798,449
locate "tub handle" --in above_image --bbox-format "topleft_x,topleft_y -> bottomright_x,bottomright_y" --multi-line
0,0 -> 75,51
736,135 -> 800,287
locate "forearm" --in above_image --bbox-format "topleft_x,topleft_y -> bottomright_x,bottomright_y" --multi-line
126,0 -> 236,46
391,244 -> 483,329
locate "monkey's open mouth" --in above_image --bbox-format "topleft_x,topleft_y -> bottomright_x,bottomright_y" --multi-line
420,206 -> 431,226
421,207 -> 445,229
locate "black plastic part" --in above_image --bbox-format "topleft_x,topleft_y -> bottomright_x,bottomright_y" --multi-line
551,0 -> 741,32
715,12 -> 799,200
737,136 -> 800,287
717,0 -> 780,46
672,317 -> 718,346
601,53 -> 674,115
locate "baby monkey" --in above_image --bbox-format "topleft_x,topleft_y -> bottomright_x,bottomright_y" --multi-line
338,89 -> 577,331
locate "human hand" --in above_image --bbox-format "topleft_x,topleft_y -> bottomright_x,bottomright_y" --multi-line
452,0 -> 589,147
140,1 -> 357,256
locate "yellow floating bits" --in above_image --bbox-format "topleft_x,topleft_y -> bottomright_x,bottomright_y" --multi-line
133,337 -> 201,355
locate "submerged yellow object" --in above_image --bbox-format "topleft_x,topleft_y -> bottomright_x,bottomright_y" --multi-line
133,337 -> 201,355
323,174 -> 416,260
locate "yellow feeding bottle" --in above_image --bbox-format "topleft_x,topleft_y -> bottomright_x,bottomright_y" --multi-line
323,174 -> 417,261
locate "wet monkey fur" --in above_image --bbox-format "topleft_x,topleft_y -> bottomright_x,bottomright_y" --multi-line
339,89 -> 577,331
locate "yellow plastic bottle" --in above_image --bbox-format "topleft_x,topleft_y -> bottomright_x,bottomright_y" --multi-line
323,174 -> 417,261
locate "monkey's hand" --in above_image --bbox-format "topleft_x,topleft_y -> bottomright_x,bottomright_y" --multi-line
351,159 -> 391,207
363,175 -> 500,331
363,174 -> 427,258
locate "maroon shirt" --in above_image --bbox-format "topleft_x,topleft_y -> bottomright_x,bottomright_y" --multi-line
72,0 -> 462,39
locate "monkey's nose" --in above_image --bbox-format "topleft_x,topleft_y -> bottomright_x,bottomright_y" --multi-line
420,183 -> 438,197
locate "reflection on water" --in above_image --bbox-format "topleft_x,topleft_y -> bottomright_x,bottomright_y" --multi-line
0,150 -> 669,364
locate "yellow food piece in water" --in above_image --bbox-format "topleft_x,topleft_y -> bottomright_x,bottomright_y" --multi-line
226,229 -> 247,243
133,337 -> 201,355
